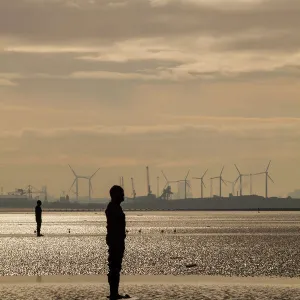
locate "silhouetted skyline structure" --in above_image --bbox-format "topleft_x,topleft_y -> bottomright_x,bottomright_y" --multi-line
1,161 -> 300,211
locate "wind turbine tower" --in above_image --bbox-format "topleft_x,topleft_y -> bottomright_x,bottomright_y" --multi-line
234,164 -> 250,197
193,169 -> 208,199
69,165 -> 79,201
119,176 -> 124,189
211,167 -> 226,197
88,168 -> 100,201
177,170 -> 190,199
250,173 -> 253,195
254,160 -> 274,199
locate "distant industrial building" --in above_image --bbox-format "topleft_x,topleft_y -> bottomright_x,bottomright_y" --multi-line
288,189 -> 300,199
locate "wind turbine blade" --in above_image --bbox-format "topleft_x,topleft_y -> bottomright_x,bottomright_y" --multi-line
254,172 -> 265,176
222,179 -> 227,186
187,181 -> 191,188
266,160 -> 272,172
90,168 -> 100,179
268,175 -> 274,184
223,180 -> 232,184
203,182 -> 206,189
202,169 -> 208,178
161,170 -> 168,182
234,164 -> 241,175
68,164 -> 77,177
90,182 -> 94,193
185,170 -> 190,180
220,166 -> 225,176
192,177 -> 201,179
69,178 -> 76,192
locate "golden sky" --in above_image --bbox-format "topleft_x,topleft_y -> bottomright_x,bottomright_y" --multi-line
0,0 -> 300,198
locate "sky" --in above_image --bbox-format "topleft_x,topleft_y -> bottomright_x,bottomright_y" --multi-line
0,0 -> 300,198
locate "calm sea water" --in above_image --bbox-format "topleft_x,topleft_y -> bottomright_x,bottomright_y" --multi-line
0,211 -> 300,277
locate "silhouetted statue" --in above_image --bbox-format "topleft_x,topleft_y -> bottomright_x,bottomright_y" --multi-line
105,186 -> 130,300
35,200 -> 43,237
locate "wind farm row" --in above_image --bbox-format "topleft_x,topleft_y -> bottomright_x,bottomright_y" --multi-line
67,161 -> 274,201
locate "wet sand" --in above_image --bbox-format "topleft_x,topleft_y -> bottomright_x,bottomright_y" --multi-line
1,212 -> 300,277
2,234 -> 300,277
1,275 -> 300,299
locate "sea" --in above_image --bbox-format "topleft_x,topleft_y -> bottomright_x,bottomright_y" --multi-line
1,211 -> 300,277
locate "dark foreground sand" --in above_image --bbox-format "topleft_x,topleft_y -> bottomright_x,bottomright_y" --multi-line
1,275 -> 300,300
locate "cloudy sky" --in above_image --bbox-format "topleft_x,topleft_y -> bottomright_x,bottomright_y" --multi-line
0,0 -> 300,198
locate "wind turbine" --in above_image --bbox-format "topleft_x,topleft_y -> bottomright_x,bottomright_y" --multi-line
69,165 -> 100,202
224,178 -> 238,196
210,167 -> 226,198
161,171 -> 178,189
177,170 -> 191,199
193,169 -> 208,199
249,173 -> 260,195
88,168 -> 100,201
254,160 -> 274,199
69,165 -> 79,201
234,164 -> 250,196
161,170 -> 181,198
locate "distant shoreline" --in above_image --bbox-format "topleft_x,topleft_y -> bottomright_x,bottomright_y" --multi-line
1,208 -> 300,212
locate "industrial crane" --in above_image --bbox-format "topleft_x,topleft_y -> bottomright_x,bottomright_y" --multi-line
9,185 -> 48,201
131,177 -> 136,199
26,185 -> 48,201
146,166 -> 152,196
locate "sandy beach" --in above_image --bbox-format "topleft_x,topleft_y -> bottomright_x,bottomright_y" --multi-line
1,275 -> 300,299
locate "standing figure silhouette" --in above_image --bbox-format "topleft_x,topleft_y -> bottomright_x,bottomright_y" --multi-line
105,186 -> 129,300
35,200 -> 43,237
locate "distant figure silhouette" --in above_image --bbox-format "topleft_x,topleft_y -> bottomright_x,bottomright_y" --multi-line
161,229 -> 164,234
138,229 -> 142,234
174,229 -> 176,233
35,200 -> 43,237
105,186 -> 130,300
